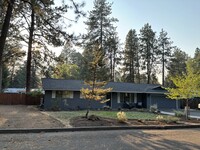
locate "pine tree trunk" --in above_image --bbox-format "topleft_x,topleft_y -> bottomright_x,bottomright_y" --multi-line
85,109 -> 89,118
113,56 -> 115,82
26,6 -> 35,93
162,45 -> 165,86
0,65 -> 2,92
147,44 -> 151,84
110,53 -> 113,81
0,0 -> 15,92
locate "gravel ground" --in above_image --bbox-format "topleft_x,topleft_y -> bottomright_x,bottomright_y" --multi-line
0,105 -> 65,129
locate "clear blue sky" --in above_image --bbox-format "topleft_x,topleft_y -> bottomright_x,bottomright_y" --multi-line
56,0 -> 200,57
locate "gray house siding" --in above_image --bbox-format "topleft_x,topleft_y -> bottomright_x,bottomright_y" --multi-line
44,90 -> 104,110
147,94 -> 179,109
110,93 -> 120,109
44,91 -> 53,109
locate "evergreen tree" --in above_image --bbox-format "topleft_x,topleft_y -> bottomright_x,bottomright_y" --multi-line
81,44 -> 112,118
0,0 -> 15,91
158,29 -> 173,86
122,29 -> 140,83
13,0 -> 85,92
165,48 -> 189,87
105,32 -> 121,81
11,62 -> 39,88
11,63 -> 26,88
53,63 -> 80,80
139,23 -> 158,84
191,47 -> 200,74
82,0 -> 118,80
59,41 -> 76,64
2,64 -> 10,89
82,42 -> 109,80
84,0 -> 118,49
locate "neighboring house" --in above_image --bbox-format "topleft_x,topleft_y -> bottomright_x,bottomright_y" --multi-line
3,88 -> 44,94
42,78 -> 180,110
3,88 -> 26,93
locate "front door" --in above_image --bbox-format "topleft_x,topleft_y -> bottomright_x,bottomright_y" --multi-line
106,93 -> 111,107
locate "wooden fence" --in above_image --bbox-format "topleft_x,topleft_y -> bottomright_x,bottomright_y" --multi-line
0,93 -> 41,105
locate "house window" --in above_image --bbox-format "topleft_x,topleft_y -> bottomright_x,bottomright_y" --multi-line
62,91 -> 73,98
124,93 -> 130,103
56,91 -> 62,98
120,93 -> 124,103
53,91 -> 73,99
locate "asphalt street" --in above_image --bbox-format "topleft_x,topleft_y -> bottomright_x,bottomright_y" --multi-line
1,129 -> 200,150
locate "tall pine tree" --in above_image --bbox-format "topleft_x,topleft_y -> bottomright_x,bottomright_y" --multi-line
140,23 -> 158,84
165,48 -> 189,87
122,29 -> 140,83
158,29 -> 173,86
82,0 -> 118,80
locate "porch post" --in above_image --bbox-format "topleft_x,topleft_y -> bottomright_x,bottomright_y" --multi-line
134,93 -> 137,104
176,100 -> 179,110
110,92 -> 113,108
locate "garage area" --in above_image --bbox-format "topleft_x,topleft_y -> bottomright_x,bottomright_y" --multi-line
150,94 -> 179,109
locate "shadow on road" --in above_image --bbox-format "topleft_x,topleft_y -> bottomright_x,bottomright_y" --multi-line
120,130 -> 200,150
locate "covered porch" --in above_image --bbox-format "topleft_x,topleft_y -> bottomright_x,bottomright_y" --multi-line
106,92 -> 148,109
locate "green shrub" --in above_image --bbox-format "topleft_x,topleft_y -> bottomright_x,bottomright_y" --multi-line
27,89 -> 43,97
173,110 -> 184,117
117,111 -> 127,123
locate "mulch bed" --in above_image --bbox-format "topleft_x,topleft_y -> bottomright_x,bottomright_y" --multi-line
70,116 -> 181,127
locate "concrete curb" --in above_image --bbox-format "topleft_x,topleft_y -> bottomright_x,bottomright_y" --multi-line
0,124 -> 200,134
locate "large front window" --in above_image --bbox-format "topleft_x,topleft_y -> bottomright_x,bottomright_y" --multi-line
62,91 -> 73,98
117,93 -> 134,103
52,91 -> 73,99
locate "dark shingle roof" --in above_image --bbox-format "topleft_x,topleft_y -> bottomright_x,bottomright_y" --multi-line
42,78 -> 165,94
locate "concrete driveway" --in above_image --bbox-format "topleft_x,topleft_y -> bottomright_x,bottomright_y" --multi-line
0,105 -> 65,129
161,109 -> 200,119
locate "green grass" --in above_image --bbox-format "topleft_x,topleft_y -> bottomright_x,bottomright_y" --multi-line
47,110 -> 179,122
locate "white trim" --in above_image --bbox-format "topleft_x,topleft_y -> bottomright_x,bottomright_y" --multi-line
80,92 -> 83,99
52,91 -> 56,98
110,93 -> 113,108
69,91 -> 73,98
134,93 -> 137,103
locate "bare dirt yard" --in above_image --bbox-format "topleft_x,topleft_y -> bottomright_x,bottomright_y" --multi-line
70,116 -> 178,127
0,105 -> 65,129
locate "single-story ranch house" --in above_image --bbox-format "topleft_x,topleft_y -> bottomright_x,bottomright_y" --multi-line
42,78 -> 180,110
